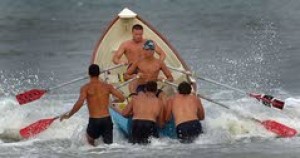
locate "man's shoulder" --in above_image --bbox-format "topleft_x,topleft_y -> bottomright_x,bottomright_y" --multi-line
80,83 -> 90,92
122,40 -> 133,47
101,82 -> 114,89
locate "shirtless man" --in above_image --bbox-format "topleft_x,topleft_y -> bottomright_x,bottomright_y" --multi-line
60,64 -> 125,146
124,40 -> 173,93
165,81 -> 205,143
113,81 -> 164,144
112,24 -> 166,65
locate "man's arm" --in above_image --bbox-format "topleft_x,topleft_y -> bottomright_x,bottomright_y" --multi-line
109,84 -> 125,102
124,62 -> 139,80
195,96 -> 205,120
60,86 -> 87,121
154,42 -> 166,61
113,43 -> 127,65
161,62 -> 174,82
121,98 -> 134,118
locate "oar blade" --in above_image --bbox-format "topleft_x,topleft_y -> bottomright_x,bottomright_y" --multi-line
261,120 -> 297,137
249,93 -> 285,110
19,118 -> 57,139
16,89 -> 46,105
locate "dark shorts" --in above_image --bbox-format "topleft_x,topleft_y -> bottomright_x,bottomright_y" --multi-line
176,120 -> 203,143
128,63 -> 139,74
131,119 -> 159,144
86,116 -> 113,144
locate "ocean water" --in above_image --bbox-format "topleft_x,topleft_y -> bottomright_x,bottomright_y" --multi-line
1,0 -> 300,157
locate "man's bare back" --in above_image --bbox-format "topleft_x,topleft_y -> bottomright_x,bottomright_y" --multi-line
60,64 -> 125,145
167,94 -> 205,126
60,77 -> 125,120
84,80 -> 125,118
122,93 -> 164,123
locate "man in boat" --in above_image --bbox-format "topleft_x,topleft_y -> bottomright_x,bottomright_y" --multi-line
124,39 -> 174,94
112,24 -> 166,66
60,64 -> 125,146
165,81 -> 205,143
112,81 -> 164,144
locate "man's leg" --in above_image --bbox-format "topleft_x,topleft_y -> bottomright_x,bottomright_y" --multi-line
102,120 -> 113,144
86,133 -> 95,146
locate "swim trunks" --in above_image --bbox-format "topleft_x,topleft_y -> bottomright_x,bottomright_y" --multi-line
86,116 -> 113,144
176,120 -> 202,143
131,119 -> 159,144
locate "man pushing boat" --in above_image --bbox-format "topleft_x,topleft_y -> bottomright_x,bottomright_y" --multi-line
112,81 -> 164,144
165,81 -> 205,143
60,64 -> 125,146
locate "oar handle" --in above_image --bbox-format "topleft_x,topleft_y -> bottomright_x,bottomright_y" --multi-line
54,111 -> 70,120
48,76 -> 88,91
197,77 -> 247,94
161,79 -> 176,86
167,65 -> 247,94
197,93 -> 229,110
115,75 -> 139,90
167,65 -> 192,75
47,64 -> 127,92
102,63 -> 127,72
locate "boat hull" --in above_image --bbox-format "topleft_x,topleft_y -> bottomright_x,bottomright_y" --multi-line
109,108 -> 177,139
91,8 -> 195,139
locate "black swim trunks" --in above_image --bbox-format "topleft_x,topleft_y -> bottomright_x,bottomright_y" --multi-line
86,116 -> 113,144
176,120 -> 203,143
131,119 -> 159,144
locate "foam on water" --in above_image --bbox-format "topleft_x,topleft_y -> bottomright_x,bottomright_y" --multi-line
1,90 -> 299,144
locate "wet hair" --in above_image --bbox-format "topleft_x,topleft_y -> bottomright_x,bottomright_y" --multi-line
132,24 -> 143,31
89,64 -> 100,77
178,81 -> 192,95
145,81 -> 157,93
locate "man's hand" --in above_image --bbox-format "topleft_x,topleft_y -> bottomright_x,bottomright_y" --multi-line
137,72 -> 147,79
59,113 -> 70,122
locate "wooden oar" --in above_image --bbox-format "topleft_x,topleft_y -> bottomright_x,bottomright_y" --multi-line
167,65 -> 285,110
16,64 -> 126,105
19,76 -> 138,139
161,80 -> 297,138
